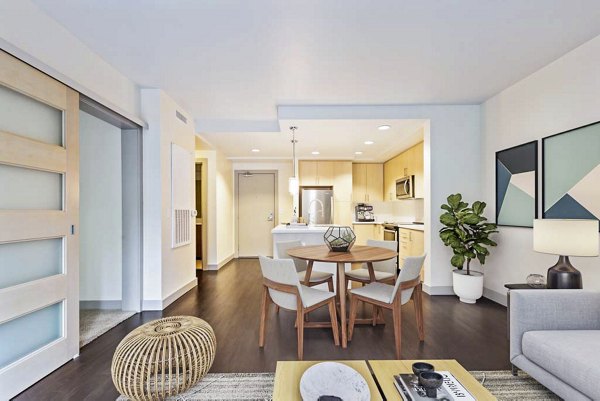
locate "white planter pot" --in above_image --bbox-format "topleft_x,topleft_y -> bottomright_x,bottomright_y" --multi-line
452,270 -> 483,304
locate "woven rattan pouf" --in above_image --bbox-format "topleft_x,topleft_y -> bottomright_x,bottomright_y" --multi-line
111,316 -> 216,401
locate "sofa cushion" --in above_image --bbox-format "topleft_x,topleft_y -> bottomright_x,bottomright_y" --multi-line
522,330 -> 600,398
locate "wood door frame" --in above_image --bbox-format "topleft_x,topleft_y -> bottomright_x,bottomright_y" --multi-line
234,170 -> 278,258
195,159 -> 208,268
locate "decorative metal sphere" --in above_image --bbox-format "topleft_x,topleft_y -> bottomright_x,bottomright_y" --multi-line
324,226 -> 356,252
111,316 -> 216,401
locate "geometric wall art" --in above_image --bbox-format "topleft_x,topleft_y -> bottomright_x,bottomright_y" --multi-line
496,140 -> 538,227
543,121 -> 600,226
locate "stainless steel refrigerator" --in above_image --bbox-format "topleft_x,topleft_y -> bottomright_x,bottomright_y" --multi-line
300,187 -> 334,225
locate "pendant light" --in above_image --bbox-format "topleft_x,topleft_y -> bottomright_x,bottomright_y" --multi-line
288,126 -> 299,195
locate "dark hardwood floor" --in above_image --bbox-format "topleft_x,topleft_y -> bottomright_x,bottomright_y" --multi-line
14,258 -> 509,401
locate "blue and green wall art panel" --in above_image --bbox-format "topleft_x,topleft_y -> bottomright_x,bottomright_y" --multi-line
543,121 -> 600,226
496,140 -> 538,227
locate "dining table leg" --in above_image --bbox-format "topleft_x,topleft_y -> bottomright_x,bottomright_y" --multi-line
337,262 -> 348,348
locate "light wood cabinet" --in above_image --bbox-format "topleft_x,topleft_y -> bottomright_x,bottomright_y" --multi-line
299,160 -> 344,187
317,161 -> 335,186
352,163 -> 383,203
383,141 -> 424,200
299,161 -> 318,186
334,201 -> 353,226
333,161 -> 353,201
398,228 -> 425,280
352,223 -> 384,245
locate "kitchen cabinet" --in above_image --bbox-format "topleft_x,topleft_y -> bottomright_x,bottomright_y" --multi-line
352,223 -> 384,246
333,161 -> 353,201
383,141 -> 424,200
299,160 -> 342,187
398,228 -> 425,281
352,163 -> 383,203
299,161 -> 318,186
334,201 -> 353,226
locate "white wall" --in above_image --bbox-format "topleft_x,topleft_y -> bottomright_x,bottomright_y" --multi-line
278,105 -> 481,294
481,35 -> 600,304
0,0 -> 140,123
195,146 -> 235,269
79,111 -> 122,302
141,89 -> 197,309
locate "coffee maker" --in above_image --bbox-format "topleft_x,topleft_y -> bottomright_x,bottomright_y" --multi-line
355,203 -> 375,222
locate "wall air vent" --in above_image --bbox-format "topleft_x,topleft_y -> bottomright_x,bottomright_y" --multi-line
175,110 -> 188,124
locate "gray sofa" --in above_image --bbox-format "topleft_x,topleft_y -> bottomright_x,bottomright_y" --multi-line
510,290 -> 600,400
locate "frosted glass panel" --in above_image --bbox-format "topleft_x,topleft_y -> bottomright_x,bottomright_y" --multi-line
0,302 -> 63,369
0,164 -> 63,210
0,84 -> 63,146
0,239 -> 63,289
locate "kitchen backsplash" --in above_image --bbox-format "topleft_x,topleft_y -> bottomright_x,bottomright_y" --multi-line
366,199 -> 424,222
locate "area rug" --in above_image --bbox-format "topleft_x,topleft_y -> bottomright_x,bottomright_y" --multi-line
116,370 -> 560,400
80,309 -> 135,347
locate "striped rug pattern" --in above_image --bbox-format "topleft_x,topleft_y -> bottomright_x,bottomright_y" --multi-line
117,370 -> 560,400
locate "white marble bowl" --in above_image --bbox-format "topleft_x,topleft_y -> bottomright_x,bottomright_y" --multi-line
299,362 -> 370,401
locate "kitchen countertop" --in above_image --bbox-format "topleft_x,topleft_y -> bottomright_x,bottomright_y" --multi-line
396,224 -> 425,231
352,221 -> 382,225
271,224 -> 331,234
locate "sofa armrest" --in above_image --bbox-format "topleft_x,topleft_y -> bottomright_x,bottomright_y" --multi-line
510,290 -> 600,361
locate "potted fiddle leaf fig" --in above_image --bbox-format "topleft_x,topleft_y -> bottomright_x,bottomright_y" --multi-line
439,194 -> 498,303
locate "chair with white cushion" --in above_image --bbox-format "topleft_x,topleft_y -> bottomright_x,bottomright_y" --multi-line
345,239 -> 397,286
276,240 -> 334,291
258,256 -> 340,360
348,254 -> 426,359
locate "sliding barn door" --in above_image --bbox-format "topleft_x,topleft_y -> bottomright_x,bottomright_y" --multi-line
0,51 -> 79,399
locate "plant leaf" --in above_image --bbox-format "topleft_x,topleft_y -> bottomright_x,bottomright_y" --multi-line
451,254 -> 465,268
447,193 -> 462,209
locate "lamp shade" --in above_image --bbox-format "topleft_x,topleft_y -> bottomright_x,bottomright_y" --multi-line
288,176 -> 299,195
533,219 -> 599,256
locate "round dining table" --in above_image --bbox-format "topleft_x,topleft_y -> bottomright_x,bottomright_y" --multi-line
287,244 -> 398,348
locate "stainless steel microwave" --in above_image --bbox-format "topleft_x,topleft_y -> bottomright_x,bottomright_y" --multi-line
396,175 -> 415,199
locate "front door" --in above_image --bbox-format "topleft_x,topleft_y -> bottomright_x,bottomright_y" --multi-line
0,51 -> 79,399
237,172 -> 275,257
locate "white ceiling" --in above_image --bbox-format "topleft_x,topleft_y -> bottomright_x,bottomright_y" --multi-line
205,119 -> 426,162
31,0 -> 600,126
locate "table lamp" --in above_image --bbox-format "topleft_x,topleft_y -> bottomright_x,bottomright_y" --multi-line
533,219 -> 599,289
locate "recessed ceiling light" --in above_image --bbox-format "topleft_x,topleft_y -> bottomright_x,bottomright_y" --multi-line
378,125 -> 391,131
251,148 -> 260,152
364,140 -> 375,145
311,151 -> 320,155
354,151 -> 363,155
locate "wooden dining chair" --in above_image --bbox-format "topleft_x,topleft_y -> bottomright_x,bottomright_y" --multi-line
344,239 -> 397,286
348,254 -> 426,359
258,256 -> 340,360
276,240 -> 334,290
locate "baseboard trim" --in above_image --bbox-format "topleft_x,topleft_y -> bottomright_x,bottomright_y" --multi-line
80,300 -> 122,310
483,287 -> 507,306
162,277 -> 198,309
422,284 -> 454,296
206,253 -> 235,271
142,278 -> 199,311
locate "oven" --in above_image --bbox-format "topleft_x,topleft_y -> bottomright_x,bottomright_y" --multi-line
383,224 -> 400,270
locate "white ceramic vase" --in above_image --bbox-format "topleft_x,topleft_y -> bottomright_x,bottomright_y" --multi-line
452,269 -> 483,304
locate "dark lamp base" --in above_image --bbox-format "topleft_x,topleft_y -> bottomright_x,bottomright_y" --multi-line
547,255 -> 582,289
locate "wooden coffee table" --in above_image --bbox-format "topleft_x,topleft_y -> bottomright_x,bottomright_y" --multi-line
369,359 -> 496,400
273,360 -> 383,401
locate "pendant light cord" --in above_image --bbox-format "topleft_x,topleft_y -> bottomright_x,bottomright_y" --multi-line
290,126 -> 297,177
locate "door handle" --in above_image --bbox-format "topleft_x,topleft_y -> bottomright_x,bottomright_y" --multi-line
267,212 -> 274,221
